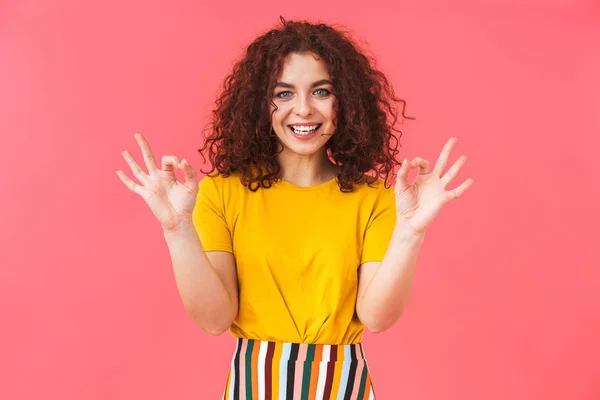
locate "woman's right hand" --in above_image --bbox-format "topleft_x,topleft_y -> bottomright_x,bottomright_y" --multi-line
116,133 -> 199,233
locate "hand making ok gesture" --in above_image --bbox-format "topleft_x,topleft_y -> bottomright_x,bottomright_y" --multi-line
116,134 -> 199,232
394,137 -> 474,234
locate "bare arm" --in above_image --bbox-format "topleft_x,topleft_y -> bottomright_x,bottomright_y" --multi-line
356,138 -> 473,333
356,223 -> 425,333
164,222 -> 238,336
117,133 -> 238,336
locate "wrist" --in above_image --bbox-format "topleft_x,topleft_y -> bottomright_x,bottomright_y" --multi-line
163,219 -> 195,238
394,217 -> 426,241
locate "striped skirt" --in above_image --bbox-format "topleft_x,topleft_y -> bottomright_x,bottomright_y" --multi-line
222,338 -> 376,400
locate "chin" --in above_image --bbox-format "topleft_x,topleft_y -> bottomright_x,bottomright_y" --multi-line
280,142 -> 327,157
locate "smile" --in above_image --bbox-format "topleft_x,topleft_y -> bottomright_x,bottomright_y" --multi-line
288,124 -> 322,135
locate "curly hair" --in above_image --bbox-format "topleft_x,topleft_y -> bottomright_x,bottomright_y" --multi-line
198,17 -> 414,192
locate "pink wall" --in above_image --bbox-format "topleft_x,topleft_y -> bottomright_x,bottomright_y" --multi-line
1,0 -> 598,399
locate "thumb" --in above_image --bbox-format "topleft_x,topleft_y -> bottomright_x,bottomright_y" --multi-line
394,158 -> 411,193
179,159 -> 198,189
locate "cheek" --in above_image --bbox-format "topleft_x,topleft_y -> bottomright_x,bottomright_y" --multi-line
321,103 -> 336,121
322,99 -> 336,116
271,104 -> 292,123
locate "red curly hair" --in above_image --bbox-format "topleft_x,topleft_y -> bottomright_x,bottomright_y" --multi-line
198,17 -> 414,192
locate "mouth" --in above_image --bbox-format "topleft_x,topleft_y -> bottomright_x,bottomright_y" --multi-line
287,124 -> 322,140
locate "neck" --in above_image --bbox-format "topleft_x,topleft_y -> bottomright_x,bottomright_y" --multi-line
277,149 -> 339,187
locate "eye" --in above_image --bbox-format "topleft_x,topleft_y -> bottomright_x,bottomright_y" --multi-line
275,91 -> 292,98
314,88 -> 331,96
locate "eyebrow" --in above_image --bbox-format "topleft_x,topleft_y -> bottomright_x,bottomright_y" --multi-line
274,79 -> 333,89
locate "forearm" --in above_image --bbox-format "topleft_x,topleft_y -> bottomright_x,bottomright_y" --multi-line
163,222 -> 236,335
359,222 -> 426,332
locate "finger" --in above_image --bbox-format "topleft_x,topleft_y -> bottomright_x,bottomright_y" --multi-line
122,150 -> 149,184
134,133 -> 159,172
116,170 -> 145,196
162,155 -> 181,172
432,137 -> 458,177
447,178 -> 474,200
441,155 -> 467,187
411,157 -> 430,175
179,158 -> 198,189
395,158 -> 411,191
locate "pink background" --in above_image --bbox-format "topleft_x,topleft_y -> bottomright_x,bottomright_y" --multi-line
1,0 -> 599,398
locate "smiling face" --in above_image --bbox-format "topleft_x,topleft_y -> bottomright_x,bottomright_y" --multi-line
269,52 -> 337,158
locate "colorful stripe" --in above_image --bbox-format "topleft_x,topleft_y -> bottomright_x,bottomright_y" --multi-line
222,338 -> 376,400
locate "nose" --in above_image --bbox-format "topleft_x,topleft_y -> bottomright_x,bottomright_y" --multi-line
293,94 -> 313,117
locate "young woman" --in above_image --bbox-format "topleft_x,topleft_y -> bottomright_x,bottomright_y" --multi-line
117,18 -> 473,400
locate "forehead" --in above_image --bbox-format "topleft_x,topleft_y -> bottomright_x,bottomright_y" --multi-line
277,52 -> 330,83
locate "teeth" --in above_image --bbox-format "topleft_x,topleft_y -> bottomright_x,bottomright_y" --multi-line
291,125 -> 319,134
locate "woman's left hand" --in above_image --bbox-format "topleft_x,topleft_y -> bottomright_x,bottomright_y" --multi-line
394,137 -> 474,235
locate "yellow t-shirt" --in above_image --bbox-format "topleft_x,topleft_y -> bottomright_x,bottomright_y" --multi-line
192,172 -> 396,344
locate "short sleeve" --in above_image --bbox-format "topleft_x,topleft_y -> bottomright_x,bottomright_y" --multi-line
192,176 -> 233,253
360,185 -> 397,264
